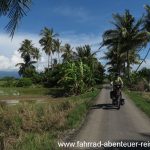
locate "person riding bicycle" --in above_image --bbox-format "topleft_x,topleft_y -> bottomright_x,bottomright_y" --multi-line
110,73 -> 124,101
111,73 -> 123,89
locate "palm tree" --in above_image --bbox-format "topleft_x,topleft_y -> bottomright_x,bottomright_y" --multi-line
18,39 -> 40,60
144,5 -> 150,32
54,39 -> 62,64
17,39 -> 39,77
61,43 -> 74,62
16,56 -> 36,77
75,45 -> 99,73
39,27 -> 58,69
102,10 -> 148,80
0,0 -> 32,37
135,5 -> 150,72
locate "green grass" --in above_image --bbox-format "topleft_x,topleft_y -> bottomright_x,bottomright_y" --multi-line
66,90 -> 99,128
125,90 -> 150,117
0,87 -> 50,96
0,89 -> 100,150
0,87 -> 65,97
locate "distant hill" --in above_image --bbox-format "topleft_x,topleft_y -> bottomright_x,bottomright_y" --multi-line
0,71 -> 19,78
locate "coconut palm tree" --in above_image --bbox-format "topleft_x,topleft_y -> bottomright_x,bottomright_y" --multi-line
54,39 -> 62,64
16,55 -> 36,77
0,0 -> 32,37
135,5 -> 150,72
75,45 -> 99,73
18,39 -> 40,60
144,5 -> 150,33
39,27 -> 58,69
61,43 -> 74,62
102,10 -> 148,80
17,39 -> 39,77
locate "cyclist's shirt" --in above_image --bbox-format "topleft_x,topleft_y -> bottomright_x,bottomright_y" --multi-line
111,77 -> 123,85
113,77 -> 123,85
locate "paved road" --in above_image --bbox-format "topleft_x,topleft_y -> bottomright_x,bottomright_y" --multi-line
69,85 -> 150,149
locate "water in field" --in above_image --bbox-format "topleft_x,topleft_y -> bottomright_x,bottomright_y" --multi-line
0,89 -> 20,96
0,99 -> 48,106
0,100 -> 19,106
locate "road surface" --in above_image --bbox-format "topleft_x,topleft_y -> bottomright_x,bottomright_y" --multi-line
68,85 -> 150,149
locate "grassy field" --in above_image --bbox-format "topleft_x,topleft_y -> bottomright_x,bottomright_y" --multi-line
125,90 -> 150,117
0,87 -> 64,96
0,89 -> 100,150
0,87 -> 66,102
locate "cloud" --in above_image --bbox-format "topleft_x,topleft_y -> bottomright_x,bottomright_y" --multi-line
0,33 -> 40,56
0,33 -> 40,71
0,51 -> 23,70
0,32 -> 105,71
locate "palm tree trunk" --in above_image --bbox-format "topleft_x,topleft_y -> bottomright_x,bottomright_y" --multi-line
51,54 -> 53,69
127,50 -> 131,82
58,52 -> 60,64
48,54 -> 50,69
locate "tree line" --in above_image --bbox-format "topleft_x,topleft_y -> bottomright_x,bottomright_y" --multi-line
1,1 -> 150,91
16,27 -> 104,95
101,5 -> 150,88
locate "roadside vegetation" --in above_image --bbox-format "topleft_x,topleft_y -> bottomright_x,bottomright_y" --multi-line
0,28 -> 104,96
102,6 -> 150,92
0,89 -> 99,150
125,90 -> 150,117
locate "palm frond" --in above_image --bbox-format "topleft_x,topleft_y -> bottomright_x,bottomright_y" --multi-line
0,0 -> 32,38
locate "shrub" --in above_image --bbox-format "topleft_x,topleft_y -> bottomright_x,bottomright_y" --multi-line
2,77 -> 17,87
16,78 -> 32,87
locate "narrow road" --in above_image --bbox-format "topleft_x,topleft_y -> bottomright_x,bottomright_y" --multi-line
70,85 -> 150,149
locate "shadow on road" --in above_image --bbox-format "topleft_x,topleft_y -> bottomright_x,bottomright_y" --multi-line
91,103 -> 118,110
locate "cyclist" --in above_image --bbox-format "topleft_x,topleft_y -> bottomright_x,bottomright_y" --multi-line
110,73 -> 124,103
111,73 -> 123,88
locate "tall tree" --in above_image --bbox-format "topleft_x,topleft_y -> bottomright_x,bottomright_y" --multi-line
75,45 -> 99,73
18,39 -> 40,60
16,39 -> 40,77
61,43 -> 74,62
54,38 -> 62,64
39,27 -> 58,69
102,10 -> 148,80
135,4 -> 150,72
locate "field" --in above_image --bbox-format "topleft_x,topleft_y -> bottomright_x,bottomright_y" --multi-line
0,87 -> 100,150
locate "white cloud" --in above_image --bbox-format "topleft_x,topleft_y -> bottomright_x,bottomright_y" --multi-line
0,51 -> 23,70
0,33 -> 40,71
0,55 -> 10,69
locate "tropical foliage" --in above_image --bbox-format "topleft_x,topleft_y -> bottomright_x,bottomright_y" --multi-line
14,28 -> 104,95
39,27 -> 58,69
0,0 -> 32,37
16,39 -> 40,78
102,9 -> 149,84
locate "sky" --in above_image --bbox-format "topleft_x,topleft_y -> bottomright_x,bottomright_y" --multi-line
0,0 -> 150,71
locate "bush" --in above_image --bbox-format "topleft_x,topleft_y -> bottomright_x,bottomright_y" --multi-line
2,77 -> 17,87
16,78 -> 32,87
